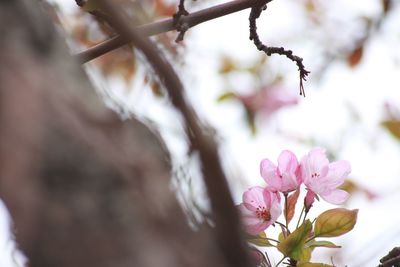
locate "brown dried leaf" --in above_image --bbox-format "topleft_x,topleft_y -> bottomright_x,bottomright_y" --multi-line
347,45 -> 363,67
382,120 -> 400,140
285,189 -> 300,224
382,0 -> 391,14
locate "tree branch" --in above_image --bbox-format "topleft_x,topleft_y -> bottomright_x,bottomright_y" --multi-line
379,247 -> 400,267
249,2 -> 309,96
1,1 -> 230,266
76,0 -> 262,63
172,0 -> 189,42
96,1 -> 252,266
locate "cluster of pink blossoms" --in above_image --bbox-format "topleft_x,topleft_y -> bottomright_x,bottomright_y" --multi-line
239,148 -> 351,235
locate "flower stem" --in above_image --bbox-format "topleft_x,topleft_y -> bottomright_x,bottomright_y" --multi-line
275,221 -> 289,238
275,256 -> 286,267
266,238 -> 280,244
303,209 -> 309,224
275,221 -> 289,231
284,193 -> 289,230
296,206 -> 305,229
265,252 -> 272,267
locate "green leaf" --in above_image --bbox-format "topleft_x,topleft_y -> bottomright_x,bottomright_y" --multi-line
297,246 -> 312,262
314,208 -> 358,238
216,91 -> 236,103
277,220 -> 312,261
245,232 -> 273,247
278,232 -> 285,243
308,240 -> 341,249
297,262 -> 334,267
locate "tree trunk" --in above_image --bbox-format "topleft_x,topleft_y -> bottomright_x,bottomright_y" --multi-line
0,1 -> 229,266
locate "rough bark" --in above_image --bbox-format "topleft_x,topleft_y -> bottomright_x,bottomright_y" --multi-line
0,1 -> 228,266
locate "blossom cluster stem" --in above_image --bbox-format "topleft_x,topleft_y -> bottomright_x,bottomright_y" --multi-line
266,238 -> 280,244
303,209 -> 309,225
275,221 -> 289,231
275,256 -> 286,267
296,206 -> 305,229
284,193 -> 289,230
265,252 -> 272,267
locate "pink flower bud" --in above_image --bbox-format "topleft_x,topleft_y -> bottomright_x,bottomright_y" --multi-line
304,190 -> 315,212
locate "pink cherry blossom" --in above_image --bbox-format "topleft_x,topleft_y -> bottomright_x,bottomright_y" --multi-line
239,186 -> 282,235
300,148 -> 351,205
239,86 -> 298,115
260,150 -> 301,193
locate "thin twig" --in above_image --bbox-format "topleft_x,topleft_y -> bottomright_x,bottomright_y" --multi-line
249,0 -> 309,96
96,1 -> 252,266
295,206 -> 304,229
76,0 -> 267,63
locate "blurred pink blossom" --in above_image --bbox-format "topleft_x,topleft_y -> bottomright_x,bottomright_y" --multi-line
384,101 -> 400,119
260,150 -> 301,193
300,148 -> 351,205
239,186 -> 282,235
239,87 -> 298,115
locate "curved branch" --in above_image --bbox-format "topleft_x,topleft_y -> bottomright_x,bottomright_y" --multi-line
95,1 -> 252,267
249,2 -> 309,96
76,0 -> 263,63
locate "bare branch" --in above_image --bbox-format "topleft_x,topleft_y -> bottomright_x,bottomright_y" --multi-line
379,247 -> 400,267
76,0 -> 261,63
173,0 -> 189,42
249,1 -> 309,96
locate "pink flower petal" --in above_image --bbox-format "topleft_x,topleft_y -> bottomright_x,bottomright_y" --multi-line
243,187 -> 266,211
278,150 -> 298,174
281,173 -> 300,192
320,189 -> 349,204
301,148 -> 329,184
262,188 -> 273,208
266,186 -> 282,202
239,204 -> 268,235
269,198 -> 282,222
325,160 -> 351,188
260,159 -> 281,190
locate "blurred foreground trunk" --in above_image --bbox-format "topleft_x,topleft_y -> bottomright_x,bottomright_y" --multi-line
0,1 -> 228,266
